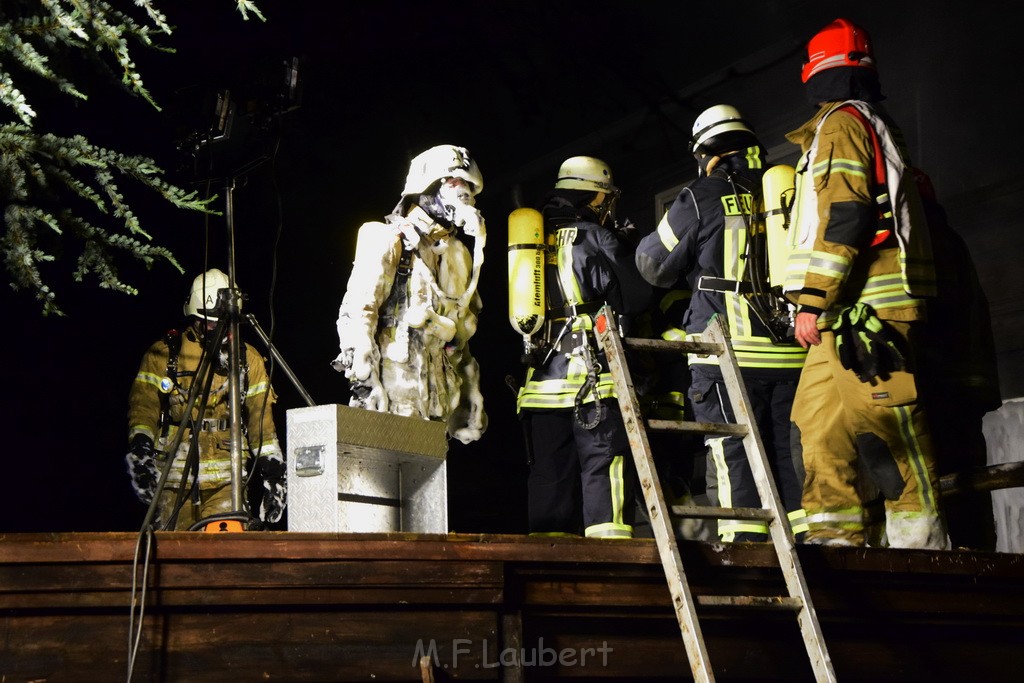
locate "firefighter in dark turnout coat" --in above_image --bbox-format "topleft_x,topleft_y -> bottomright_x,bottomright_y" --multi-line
635,106 -> 808,542
516,156 -> 652,538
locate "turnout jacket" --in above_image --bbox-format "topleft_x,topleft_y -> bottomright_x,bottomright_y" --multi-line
335,205 -> 486,444
783,100 -> 935,326
517,200 -> 651,410
128,327 -> 280,490
635,149 -> 806,376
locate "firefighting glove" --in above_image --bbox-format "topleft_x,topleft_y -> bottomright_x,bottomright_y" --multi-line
832,303 -> 905,383
126,434 -> 159,505
256,454 -> 287,524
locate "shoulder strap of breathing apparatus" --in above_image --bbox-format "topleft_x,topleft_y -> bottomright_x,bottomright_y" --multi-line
165,328 -> 182,379
158,328 -> 183,439
835,104 -> 894,247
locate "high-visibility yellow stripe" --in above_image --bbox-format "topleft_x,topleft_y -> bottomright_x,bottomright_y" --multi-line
585,522 -> 633,538
656,212 -> 678,252
744,146 -> 763,170
895,405 -> 938,511
807,251 -> 851,279
609,455 -> 626,527
555,226 -> 584,304
805,507 -> 864,532
813,157 -> 868,180
135,371 -> 163,388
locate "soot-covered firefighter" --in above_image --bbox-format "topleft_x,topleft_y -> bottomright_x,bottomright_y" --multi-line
333,144 -> 487,444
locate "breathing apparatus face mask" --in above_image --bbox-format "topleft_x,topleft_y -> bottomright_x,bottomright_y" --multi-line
189,317 -> 231,370
591,189 -> 620,227
417,177 -> 476,233
438,177 -> 475,209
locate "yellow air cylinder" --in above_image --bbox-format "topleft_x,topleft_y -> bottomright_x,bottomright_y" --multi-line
507,207 -> 546,348
762,164 -> 796,290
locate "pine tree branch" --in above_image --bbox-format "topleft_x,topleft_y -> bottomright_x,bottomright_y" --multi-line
0,1 -> 263,314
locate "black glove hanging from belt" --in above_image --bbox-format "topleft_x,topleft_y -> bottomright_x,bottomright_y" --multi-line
126,434 -> 159,504
831,303 -> 905,382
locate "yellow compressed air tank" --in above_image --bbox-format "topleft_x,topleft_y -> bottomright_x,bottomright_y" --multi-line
508,207 -> 546,348
762,164 -> 796,290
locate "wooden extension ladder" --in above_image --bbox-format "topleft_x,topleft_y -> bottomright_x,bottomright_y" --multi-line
593,307 -> 836,683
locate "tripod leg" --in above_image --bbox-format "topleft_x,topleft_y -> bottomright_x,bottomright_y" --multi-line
245,313 -> 316,407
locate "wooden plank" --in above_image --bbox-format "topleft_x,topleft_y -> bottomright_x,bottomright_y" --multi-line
2,611 -> 503,682
0,532 -> 664,564
1,534 -> 1024,680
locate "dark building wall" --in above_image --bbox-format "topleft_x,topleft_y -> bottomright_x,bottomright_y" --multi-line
494,4 -> 1023,399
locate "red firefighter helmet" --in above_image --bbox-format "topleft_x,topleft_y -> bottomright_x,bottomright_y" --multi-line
801,18 -> 876,83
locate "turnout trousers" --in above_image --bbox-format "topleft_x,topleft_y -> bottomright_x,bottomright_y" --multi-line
525,401 -> 635,538
791,325 -> 948,549
689,364 -> 806,542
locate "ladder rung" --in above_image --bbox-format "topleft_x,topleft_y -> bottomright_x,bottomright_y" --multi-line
696,595 -> 803,611
623,337 -> 724,357
648,418 -> 748,437
670,505 -> 774,521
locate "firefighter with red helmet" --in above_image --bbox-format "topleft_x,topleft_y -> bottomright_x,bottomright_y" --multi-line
634,105 -> 808,543
126,269 -> 286,530
784,19 -> 948,548
515,156 -> 652,538
332,145 -> 487,444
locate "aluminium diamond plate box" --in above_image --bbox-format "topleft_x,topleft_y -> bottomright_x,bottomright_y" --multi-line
286,404 -> 449,533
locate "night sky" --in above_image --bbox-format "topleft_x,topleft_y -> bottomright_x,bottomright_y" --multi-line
7,0 -> 737,534
6,1 -> 1019,536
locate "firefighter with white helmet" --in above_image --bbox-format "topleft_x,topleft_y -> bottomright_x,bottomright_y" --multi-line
634,105 -> 809,543
514,155 -> 651,539
333,144 -> 487,444
784,18 -> 947,549
126,268 -> 286,530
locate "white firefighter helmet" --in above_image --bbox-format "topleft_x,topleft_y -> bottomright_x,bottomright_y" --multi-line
689,104 -> 756,156
554,156 -> 616,194
183,268 -> 232,321
401,144 -> 483,197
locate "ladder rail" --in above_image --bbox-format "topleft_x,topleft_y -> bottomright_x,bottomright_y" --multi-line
703,316 -> 836,683
596,309 -> 715,683
594,308 -> 837,683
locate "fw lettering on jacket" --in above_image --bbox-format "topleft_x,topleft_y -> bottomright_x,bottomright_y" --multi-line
720,193 -> 753,216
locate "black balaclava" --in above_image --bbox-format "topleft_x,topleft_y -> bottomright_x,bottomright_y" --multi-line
540,188 -> 600,224
805,66 -> 885,107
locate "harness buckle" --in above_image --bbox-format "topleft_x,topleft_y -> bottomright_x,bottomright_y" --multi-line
199,417 -> 230,432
